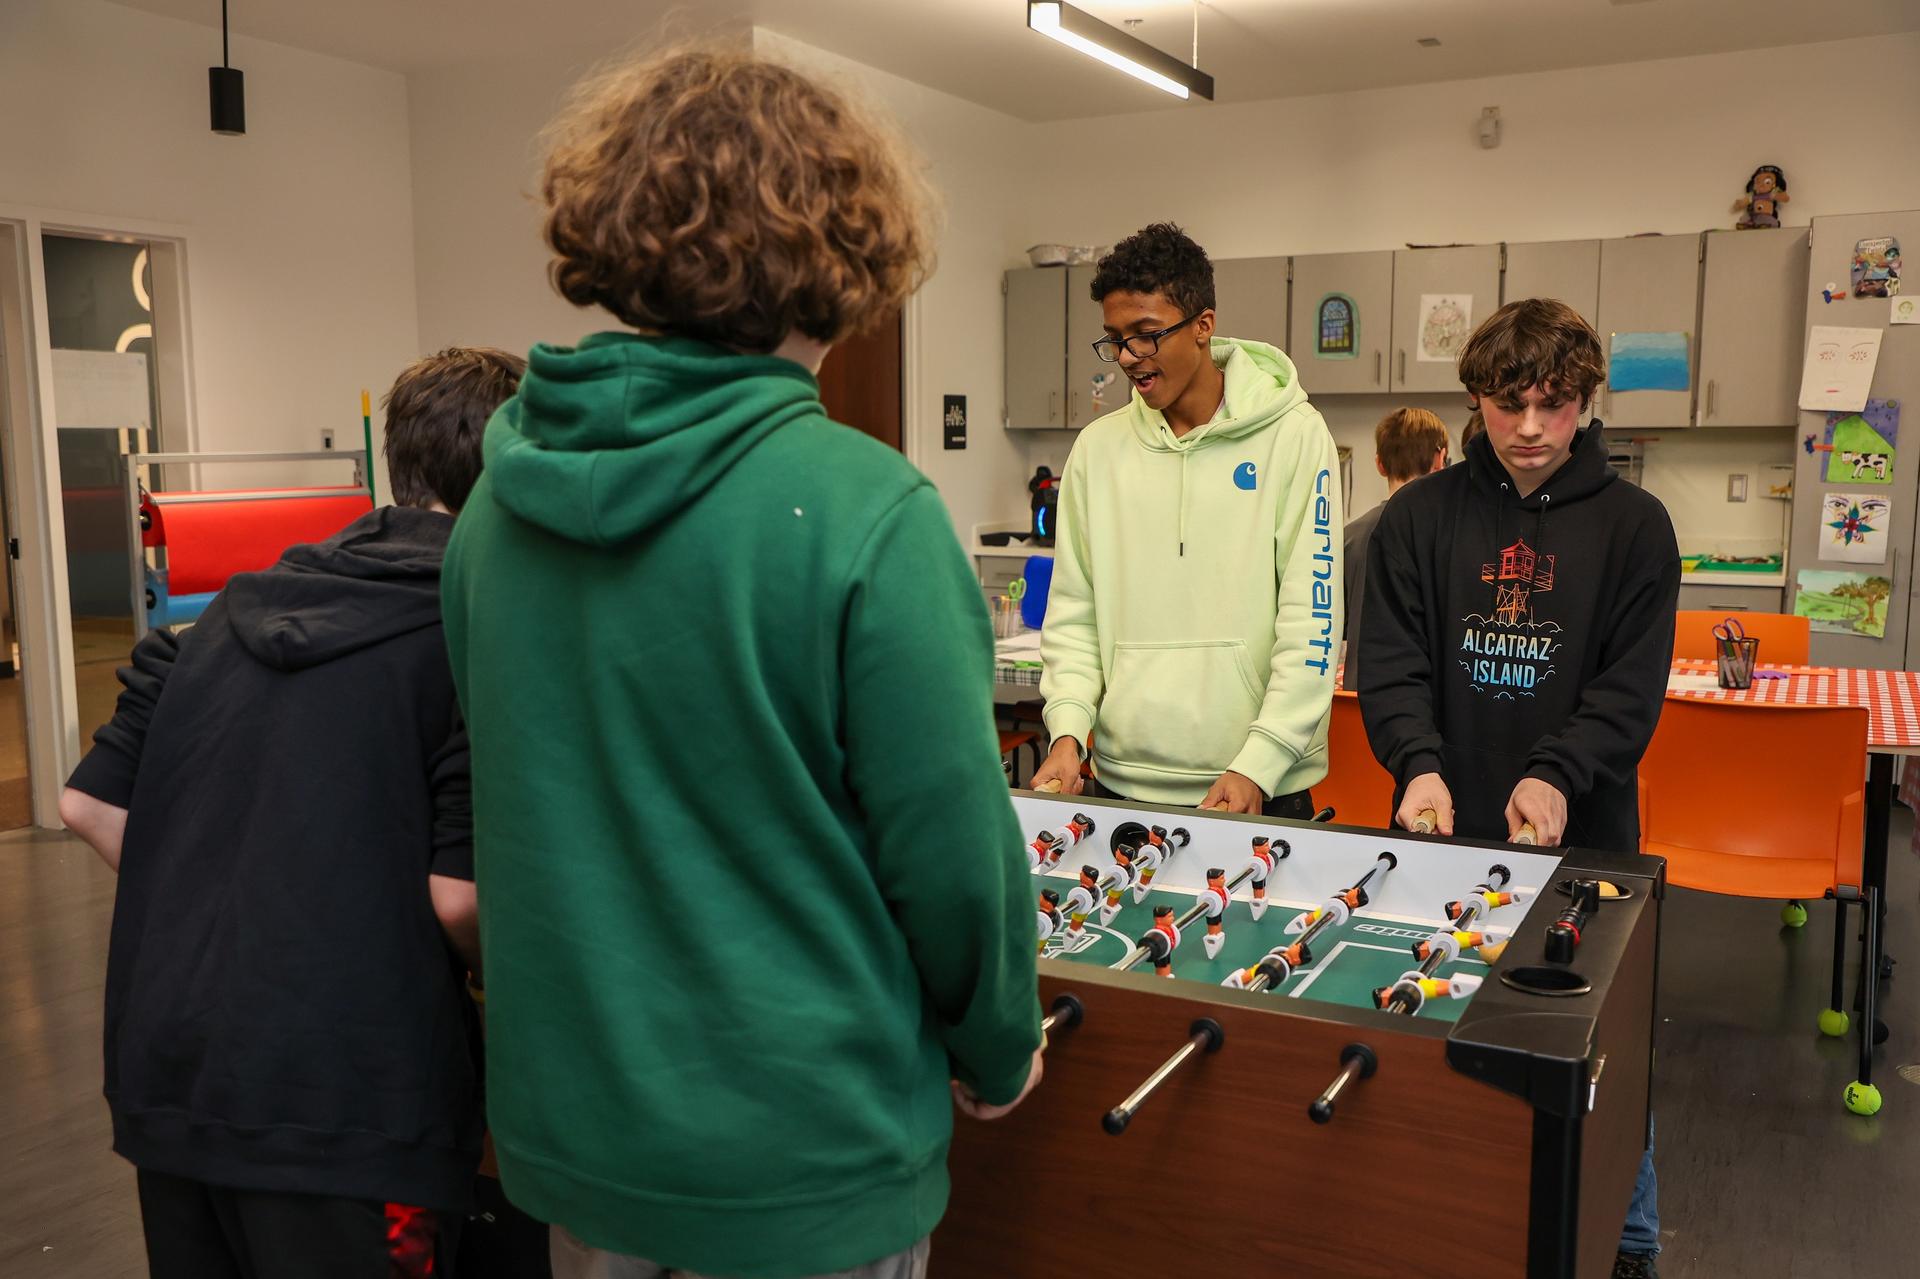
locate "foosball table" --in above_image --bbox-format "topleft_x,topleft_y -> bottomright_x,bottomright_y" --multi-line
937,791 -> 1663,1279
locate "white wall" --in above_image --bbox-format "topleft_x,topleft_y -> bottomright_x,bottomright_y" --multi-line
0,0 -> 421,490
1009,32 -> 1920,556
408,44 -> 619,361
408,27 -> 1043,545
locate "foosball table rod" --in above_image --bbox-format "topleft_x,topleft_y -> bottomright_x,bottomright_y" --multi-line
1409,807 -> 1538,845
1308,1043 -> 1377,1124
1101,1018 -> 1224,1135
1040,992 -> 1084,1037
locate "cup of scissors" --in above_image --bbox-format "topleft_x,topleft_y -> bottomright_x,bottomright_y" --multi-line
1713,617 -> 1760,690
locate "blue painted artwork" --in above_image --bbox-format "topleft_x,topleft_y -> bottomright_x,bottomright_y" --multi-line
1609,331 -> 1690,392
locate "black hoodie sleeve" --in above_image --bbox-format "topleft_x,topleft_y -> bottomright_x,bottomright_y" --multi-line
426,709 -> 473,882
1356,496 -> 1447,786
65,628 -> 181,808
1523,511 -> 1681,804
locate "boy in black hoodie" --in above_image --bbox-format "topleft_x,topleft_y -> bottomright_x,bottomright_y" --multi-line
59,347 -> 524,1279
1356,299 -> 1676,1278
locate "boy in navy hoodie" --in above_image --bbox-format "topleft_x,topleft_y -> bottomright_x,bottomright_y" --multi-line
1356,298 -> 1677,1278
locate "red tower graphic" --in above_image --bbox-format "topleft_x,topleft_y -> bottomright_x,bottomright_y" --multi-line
1480,537 -> 1556,626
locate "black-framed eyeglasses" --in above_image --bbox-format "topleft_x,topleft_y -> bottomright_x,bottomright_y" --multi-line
1091,313 -> 1201,363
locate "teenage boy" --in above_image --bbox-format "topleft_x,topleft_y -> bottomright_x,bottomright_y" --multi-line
59,347 -> 525,1278
1356,298 -> 1676,1278
1031,223 -> 1341,816
442,49 -> 1039,1279
1342,406 -> 1450,678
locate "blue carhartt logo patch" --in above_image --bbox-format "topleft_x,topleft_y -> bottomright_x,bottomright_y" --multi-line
1233,461 -> 1258,491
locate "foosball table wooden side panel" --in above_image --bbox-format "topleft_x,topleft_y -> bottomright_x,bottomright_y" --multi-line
937,968 -> 1536,1278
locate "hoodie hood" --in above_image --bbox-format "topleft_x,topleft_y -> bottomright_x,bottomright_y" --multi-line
1126,338 -> 1308,452
482,332 -> 825,547
1464,417 -> 1617,509
224,506 -> 452,671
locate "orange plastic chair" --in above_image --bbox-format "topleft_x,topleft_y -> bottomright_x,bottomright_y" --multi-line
1315,691 -> 1398,830
1671,610 -> 1811,665
1640,697 -> 1866,1034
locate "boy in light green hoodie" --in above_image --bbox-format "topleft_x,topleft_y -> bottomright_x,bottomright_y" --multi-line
1032,224 -> 1341,814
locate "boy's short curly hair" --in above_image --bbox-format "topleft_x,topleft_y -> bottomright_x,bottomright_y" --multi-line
1457,298 -> 1607,410
540,47 -> 935,352
1089,223 -> 1215,316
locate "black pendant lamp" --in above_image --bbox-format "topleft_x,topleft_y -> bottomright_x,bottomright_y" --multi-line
209,0 -> 245,135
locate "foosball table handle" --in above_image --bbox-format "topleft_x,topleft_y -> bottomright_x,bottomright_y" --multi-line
1411,808 -> 1438,835
1514,822 -> 1539,846
1102,1018 -> 1224,1135
1308,1042 -> 1378,1124
1040,992 -> 1084,1037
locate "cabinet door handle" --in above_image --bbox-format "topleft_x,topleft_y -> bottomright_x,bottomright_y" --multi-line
1049,390 -> 1059,423
1071,389 -> 1080,424
1374,351 -> 1382,385
1398,350 -> 1407,383
1706,379 -> 1716,421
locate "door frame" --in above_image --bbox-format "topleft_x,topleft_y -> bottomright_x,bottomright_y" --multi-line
0,203 -> 199,826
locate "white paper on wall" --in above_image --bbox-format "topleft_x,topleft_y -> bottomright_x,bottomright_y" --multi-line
1797,326 -> 1883,413
1820,491 -> 1892,564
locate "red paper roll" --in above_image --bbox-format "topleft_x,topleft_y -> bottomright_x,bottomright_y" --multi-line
148,489 -> 373,596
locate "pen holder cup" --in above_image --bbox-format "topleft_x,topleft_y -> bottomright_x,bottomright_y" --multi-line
1716,636 -> 1759,690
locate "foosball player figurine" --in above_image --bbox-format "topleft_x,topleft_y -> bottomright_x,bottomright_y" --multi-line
1061,865 -> 1103,939
1242,835 -> 1287,921
1028,812 -> 1097,872
1136,906 -> 1183,978
1102,845 -> 1143,924
1036,888 -> 1063,954
1372,971 -> 1485,1011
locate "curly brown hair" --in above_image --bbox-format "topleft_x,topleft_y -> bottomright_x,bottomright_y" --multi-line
1457,298 -> 1606,411
539,47 -> 935,352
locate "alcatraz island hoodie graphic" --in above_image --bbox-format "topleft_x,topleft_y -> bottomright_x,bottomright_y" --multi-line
1041,337 -> 1341,806
1356,422 -> 1680,851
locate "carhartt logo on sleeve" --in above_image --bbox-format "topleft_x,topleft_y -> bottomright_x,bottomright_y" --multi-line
1233,461 -> 1258,491
1306,468 -> 1334,676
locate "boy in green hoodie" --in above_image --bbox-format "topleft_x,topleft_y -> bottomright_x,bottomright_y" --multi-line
1031,224 -> 1342,815
441,49 -> 1041,1279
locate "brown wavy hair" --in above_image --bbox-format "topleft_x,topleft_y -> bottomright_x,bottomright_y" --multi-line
383,347 -> 525,512
1373,407 -> 1450,482
540,47 -> 935,352
1457,298 -> 1606,412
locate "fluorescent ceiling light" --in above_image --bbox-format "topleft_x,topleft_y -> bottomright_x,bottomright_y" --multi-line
1027,2 -> 1215,102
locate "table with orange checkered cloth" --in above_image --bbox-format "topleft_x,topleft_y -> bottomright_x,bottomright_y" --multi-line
1665,659 -> 1920,754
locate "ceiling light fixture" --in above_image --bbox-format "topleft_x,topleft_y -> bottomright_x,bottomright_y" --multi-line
1026,2 -> 1215,102
208,0 -> 245,135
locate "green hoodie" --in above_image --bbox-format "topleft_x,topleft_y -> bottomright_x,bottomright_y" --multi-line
441,333 -> 1039,1277
1042,338 -> 1341,804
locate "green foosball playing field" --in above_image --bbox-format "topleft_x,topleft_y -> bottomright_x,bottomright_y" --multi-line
1040,882 -> 1492,1023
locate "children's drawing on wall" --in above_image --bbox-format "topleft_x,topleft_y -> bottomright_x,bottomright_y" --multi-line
1821,492 -> 1891,564
1417,294 -> 1472,363
1608,332 -> 1690,392
1806,398 -> 1901,485
1851,237 -> 1902,298
1316,294 -> 1357,359
1733,165 -> 1789,229
1893,296 -> 1919,325
1795,569 -> 1892,639
1797,326 -> 1884,413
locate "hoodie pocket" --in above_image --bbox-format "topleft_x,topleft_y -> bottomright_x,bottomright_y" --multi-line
1099,640 -> 1264,775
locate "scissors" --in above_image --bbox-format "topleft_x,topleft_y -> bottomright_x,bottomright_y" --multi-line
1712,616 -> 1747,645
1008,577 -> 1027,605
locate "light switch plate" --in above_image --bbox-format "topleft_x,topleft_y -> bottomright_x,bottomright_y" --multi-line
1727,473 -> 1749,502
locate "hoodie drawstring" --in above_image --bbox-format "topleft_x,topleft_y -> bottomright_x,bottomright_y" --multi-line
1179,451 -> 1189,557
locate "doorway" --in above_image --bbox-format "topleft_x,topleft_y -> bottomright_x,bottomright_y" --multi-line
39,232 -> 174,757
0,257 -> 37,828
817,307 -> 904,450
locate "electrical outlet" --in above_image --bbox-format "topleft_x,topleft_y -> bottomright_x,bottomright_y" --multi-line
322,429 -> 335,451
1727,473 -> 1748,502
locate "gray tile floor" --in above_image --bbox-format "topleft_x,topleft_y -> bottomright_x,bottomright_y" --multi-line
1,819 -> 1915,1277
